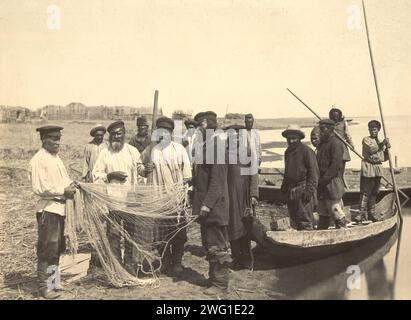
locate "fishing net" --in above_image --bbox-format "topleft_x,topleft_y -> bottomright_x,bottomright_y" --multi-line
65,181 -> 196,288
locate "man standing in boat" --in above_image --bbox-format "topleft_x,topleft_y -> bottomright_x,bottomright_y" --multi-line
280,125 -> 319,230
356,120 -> 390,222
316,119 -> 348,229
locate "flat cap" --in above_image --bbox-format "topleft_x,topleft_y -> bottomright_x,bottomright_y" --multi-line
194,112 -> 205,122
90,124 -> 106,137
107,120 -> 125,133
136,116 -> 148,126
36,125 -> 63,137
368,120 -> 381,130
245,113 -> 254,119
184,119 -> 197,127
204,111 -> 217,122
156,116 -> 175,130
318,119 -> 335,127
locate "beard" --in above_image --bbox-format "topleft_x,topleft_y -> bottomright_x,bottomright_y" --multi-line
110,140 -> 124,152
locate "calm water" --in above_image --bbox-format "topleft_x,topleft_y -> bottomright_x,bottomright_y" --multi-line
260,115 -> 411,169
269,208 -> 411,300
259,116 -> 411,299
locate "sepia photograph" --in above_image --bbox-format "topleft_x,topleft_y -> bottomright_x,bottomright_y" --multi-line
1,0 -> 411,304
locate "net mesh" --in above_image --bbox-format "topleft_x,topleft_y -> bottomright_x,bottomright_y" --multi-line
65,181 -> 196,288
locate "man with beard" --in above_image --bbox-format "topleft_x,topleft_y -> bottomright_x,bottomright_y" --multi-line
93,120 -> 144,275
225,124 -> 258,270
244,113 -> 262,167
192,111 -> 231,297
29,125 -> 77,299
356,120 -> 390,222
280,125 -> 319,230
316,119 -> 348,229
138,117 -> 192,275
129,116 -> 151,153
82,124 -> 107,182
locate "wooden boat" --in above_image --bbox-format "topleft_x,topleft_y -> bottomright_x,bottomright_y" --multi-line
252,193 -> 398,263
258,184 -> 411,205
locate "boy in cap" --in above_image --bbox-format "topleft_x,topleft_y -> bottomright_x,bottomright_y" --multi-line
82,125 -> 107,182
129,116 -> 151,153
138,116 -> 192,274
280,125 -> 319,230
357,120 -> 390,222
316,119 -> 348,229
28,126 -> 78,299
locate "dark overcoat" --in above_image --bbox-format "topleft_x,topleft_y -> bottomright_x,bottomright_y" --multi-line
192,134 -> 229,226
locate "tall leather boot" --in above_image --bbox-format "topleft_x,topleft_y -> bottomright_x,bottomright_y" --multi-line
229,239 -> 242,271
203,261 -> 229,296
239,236 -> 254,271
368,196 -> 378,222
355,193 -> 368,223
37,261 -> 60,299
169,241 -> 185,274
317,216 -> 330,230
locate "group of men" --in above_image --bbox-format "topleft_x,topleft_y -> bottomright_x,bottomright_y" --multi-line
29,111 -> 261,298
281,107 -> 391,230
28,105 -> 391,299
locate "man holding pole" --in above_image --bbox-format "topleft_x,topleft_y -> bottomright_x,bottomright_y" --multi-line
356,120 -> 391,222
316,119 -> 348,229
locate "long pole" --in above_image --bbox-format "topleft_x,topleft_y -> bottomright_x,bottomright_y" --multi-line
361,0 -> 403,220
286,88 -> 409,201
151,90 -> 159,135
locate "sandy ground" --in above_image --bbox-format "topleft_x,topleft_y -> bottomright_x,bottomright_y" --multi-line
0,143 -> 287,300
0,163 -> 285,300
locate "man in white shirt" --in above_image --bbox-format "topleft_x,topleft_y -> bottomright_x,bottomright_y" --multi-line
28,125 -> 77,299
139,117 -> 192,275
93,120 -> 144,275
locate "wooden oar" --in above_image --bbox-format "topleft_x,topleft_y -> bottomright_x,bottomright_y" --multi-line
361,0 -> 403,219
286,88 -> 409,202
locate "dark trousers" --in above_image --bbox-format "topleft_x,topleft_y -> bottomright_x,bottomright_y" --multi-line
287,196 -> 315,230
360,176 -> 381,196
106,211 -> 150,268
200,224 -> 231,289
158,224 -> 188,269
360,176 -> 381,220
36,211 -> 66,288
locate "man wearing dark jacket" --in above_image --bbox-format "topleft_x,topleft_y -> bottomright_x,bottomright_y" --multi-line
280,125 -> 319,230
192,111 -> 231,297
316,119 -> 348,229
129,116 -> 151,153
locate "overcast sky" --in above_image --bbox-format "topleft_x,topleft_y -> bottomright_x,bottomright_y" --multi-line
1,0 -> 410,118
